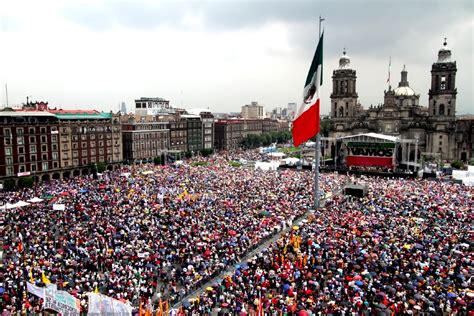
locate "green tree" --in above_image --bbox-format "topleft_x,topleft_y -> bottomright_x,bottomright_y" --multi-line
185,151 -> 192,159
200,148 -> 214,157
96,162 -> 106,173
3,179 -> 15,191
450,160 -> 464,169
153,156 -> 161,165
18,176 -> 34,189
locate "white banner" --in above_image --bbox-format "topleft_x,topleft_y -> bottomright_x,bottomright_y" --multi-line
44,287 -> 81,316
53,204 -> 66,211
87,293 -> 132,316
27,282 -> 45,299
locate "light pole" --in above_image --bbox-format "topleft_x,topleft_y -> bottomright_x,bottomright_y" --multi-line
414,136 -> 419,172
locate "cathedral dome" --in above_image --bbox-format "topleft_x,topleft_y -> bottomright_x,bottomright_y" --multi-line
339,48 -> 350,69
394,65 -> 416,96
393,86 -> 416,96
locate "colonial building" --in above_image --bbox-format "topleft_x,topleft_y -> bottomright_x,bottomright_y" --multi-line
0,106 -> 122,187
0,110 -> 60,186
328,40 -> 471,164
121,114 -> 169,163
215,118 -> 288,150
49,109 -> 123,177
168,115 -> 188,152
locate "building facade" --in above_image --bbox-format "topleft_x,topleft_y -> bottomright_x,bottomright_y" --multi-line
328,40 -> 472,163
181,115 -> 203,152
50,110 -> 123,178
121,114 -> 169,163
0,110 -> 60,186
135,97 -> 171,116
215,118 -> 288,150
0,107 -> 123,187
241,101 -> 264,119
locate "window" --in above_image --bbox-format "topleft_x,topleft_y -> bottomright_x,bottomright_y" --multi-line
64,161 -> 69,167
82,150 -> 87,156
439,135 -> 443,139
439,104 -> 445,116
31,164 -> 36,172
40,127 -> 46,133
41,136 -> 47,143
51,135 -> 57,142
19,165 -> 26,173
6,167 -> 14,176
42,154 -> 48,161
30,145 -> 36,153
42,145 -> 47,152
18,147 -> 24,154
17,128 -> 24,135
439,141 -> 442,146
440,76 -> 446,90
42,162 -> 48,171
63,144 -> 68,150
52,144 -> 58,151
53,162 -> 58,169
30,136 -> 36,143
52,152 -> 58,160
19,156 -> 25,163
6,157 -> 13,165
82,142 -> 87,148
29,127 -> 35,134
4,128 -> 11,137
31,155 -> 36,161
4,137 -> 11,145
82,159 -> 88,165
17,136 -> 24,145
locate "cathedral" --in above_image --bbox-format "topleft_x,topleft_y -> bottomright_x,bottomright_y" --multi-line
327,40 -> 473,165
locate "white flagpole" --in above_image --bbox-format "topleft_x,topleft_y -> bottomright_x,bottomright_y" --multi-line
314,16 -> 324,209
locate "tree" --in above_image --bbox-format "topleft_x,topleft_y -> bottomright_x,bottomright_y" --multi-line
153,157 -> 161,165
320,116 -> 332,137
3,179 -> 15,191
200,148 -> 214,157
450,160 -> 464,169
18,176 -> 34,189
185,151 -> 192,159
96,162 -> 106,173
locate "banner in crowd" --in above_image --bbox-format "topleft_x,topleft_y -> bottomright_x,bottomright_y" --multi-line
346,142 -> 395,167
27,282 -> 45,299
87,293 -> 133,316
44,287 -> 81,316
53,204 -> 66,211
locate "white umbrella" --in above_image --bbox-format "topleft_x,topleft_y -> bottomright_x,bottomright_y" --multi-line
27,197 -> 44,203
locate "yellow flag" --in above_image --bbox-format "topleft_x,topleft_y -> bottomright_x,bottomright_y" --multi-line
94,285 -> 99,294
29,269 -> 35,283
41,272 -> 51,285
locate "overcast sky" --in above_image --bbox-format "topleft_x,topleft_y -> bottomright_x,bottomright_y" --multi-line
0,0 -> 472,115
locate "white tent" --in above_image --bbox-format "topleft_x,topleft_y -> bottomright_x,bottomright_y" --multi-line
281,157 -> 300,166
0,203 -> 18,210
14,201 -> 30,207
268,152 -> 285,158
27,197 -> 44,203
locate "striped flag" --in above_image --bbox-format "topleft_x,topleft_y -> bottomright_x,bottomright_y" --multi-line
292,32 -> 324,147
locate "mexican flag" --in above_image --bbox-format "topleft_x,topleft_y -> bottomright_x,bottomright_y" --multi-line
292,32 -> 323,147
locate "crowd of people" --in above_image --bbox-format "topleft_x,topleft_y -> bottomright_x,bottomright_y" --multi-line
1,152 -> 472,315
185,178 -> 473,315
1,154 -> 345,314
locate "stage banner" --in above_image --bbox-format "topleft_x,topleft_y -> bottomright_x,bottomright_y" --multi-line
346,142 -> 395,167
44,287 -> 81,315
87,293 -> 133,316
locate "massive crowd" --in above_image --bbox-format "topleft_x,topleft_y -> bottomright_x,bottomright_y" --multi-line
185,178 -> 473,315
1,152 -> 472,315
1,154 -> 344,314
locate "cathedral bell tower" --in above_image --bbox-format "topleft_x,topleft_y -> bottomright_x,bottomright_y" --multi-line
429,38 -> 457,118
330,49 -> 358,119
427,38 -> 457,160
